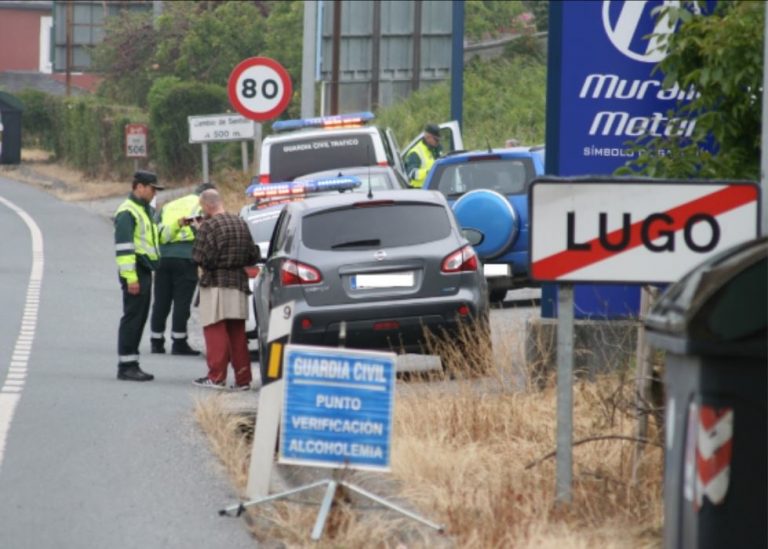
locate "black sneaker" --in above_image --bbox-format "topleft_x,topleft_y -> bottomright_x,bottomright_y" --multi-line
172,340 -> 201,356
193,377 -> 225,390
231,383 -> 251,392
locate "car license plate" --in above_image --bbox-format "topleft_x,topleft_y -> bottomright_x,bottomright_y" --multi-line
483,264 -> 510,277
351,272 -> 415,289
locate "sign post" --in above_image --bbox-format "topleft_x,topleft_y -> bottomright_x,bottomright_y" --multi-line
222,343 -> 443,539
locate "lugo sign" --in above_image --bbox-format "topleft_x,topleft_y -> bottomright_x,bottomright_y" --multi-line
530,178 -> 760,284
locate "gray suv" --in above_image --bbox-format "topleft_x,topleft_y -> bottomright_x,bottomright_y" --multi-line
253,189 -> 489,379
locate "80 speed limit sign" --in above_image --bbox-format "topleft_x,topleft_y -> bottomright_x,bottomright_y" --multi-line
228,57 -> 292,122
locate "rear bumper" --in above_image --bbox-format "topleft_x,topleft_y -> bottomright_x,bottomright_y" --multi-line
288,292 -> 487,353
483,251 -> 531,290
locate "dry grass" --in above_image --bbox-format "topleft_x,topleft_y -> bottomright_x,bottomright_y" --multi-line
6,148 -> 255,207
194,321 -> 664,548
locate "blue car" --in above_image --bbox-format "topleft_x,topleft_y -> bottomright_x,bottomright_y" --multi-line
422,146 -> 545,302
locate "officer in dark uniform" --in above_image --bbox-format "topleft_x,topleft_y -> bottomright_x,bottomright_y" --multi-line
114,171 -> 163,381
149,182 -> 216,355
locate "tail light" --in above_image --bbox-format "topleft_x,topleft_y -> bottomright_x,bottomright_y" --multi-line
244,266 -> 260,278
281,259 -> 322,285
259,174 -> 270,183
441,245 -> 478,273
377,161 -> 388,166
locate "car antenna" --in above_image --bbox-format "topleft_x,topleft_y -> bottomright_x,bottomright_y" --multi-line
366,144 -> 374,199
486,138 -> 493,153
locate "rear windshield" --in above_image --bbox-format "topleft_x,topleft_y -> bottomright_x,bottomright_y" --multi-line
431,158 -> 535,197
302,203 -> 452,250
269,133 -> 376,181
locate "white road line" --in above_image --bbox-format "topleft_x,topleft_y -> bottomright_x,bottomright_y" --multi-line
0,196 -> 44,473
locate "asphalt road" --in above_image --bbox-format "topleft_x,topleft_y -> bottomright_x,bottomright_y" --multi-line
0,177 -> 254,548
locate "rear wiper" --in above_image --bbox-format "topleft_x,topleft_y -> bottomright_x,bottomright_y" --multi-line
446,192 -> 465,198
331,238 -> 382,249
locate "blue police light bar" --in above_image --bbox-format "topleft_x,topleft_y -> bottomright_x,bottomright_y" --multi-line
245,176 -> 362,199
272,112 -> 375,133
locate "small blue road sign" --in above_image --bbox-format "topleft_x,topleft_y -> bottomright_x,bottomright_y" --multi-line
279,344 -> 396,471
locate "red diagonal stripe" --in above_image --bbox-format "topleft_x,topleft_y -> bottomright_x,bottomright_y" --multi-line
532,185 -> 757,280
700,406 -> 732,431
696,439 -> 733,485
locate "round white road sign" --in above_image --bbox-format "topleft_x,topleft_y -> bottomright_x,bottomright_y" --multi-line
228,57 -> 292,122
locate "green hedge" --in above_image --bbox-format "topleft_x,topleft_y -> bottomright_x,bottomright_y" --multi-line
147,77 -> 229,179
15,89 -> 145,179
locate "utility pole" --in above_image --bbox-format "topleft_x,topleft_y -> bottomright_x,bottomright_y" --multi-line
330,0 -> 341,115
450,0 -> 464,129
301,1 -> 318,118
761,2 -> 768,236
65,0 -> 73,96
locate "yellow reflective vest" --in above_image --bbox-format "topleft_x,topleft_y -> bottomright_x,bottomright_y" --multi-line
405,140 -> 438,188
157,193 -> 201,245
114,197 -> 160,283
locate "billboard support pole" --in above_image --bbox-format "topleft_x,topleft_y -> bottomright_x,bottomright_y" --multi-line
450,0 -> 464,129
555,284 -> 574,503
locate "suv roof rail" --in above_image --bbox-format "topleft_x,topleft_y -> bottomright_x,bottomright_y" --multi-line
272,112 -> 375,133
529,144 -> 545,152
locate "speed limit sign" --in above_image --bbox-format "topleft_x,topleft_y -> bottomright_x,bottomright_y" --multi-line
228,57 -> 292,122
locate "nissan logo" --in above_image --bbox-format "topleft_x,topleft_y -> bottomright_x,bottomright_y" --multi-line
374,250 -> 387,261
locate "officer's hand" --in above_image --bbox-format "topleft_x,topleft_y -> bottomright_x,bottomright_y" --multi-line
178,216 -> 189,227
127,281 -> 140,295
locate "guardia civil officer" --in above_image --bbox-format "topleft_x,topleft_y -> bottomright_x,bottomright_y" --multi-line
149,182 -> 216,355
404,123 -> 443,188
114,171 -> 163,382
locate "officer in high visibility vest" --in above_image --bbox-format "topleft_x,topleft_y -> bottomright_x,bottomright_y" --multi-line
404,123 -> 443,188
149,182 -> 215,355
114,171 -> 163,382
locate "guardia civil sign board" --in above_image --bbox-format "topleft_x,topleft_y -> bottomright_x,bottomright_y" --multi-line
279,345 -> 396,472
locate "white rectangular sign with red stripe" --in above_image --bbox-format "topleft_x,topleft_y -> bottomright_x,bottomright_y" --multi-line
530,179 -> 760,283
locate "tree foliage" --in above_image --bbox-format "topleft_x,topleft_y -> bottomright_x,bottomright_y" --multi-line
91,0 -> 302,111
464,1 -> 529,41
376,55 -> 545,150
90,10 -> 158,107
621,1 -> 764,180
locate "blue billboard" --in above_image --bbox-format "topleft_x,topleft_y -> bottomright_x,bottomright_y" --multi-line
544,0 -> 713,318
279,345 -> 396,472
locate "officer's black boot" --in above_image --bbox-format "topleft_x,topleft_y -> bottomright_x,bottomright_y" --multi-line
150,338 -> 165,354
117,363 -> 155,382
171,338 -> 201,356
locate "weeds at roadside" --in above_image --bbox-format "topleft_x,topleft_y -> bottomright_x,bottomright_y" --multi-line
194,317 -> 664,548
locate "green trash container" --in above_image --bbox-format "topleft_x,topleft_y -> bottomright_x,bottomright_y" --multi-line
646,236 -> 767,549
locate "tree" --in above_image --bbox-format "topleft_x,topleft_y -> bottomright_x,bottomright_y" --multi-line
621,1 -> 764,180
90,10 -> 158,106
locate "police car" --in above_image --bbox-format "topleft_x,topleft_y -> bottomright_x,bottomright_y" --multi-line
257,112 -> 463,184
422,146 -> 545,303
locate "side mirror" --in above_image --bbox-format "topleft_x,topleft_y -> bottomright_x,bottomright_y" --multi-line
461,227 -> 483,246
